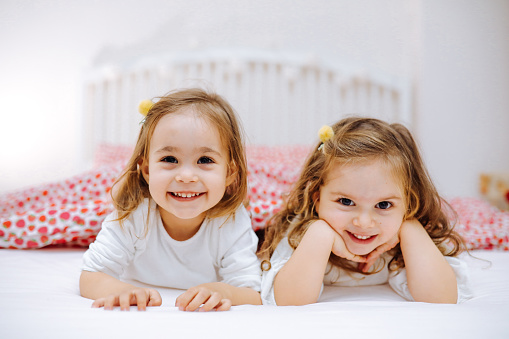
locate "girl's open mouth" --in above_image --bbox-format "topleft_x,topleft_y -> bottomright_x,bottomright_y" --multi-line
347,231 -> 377,244
170,192 -> 204,200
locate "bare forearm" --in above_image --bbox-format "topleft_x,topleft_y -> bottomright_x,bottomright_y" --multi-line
198,282 -> 262,305
400,220 -> 458,303
79,271 -> 138,300
274,221 -> 333,306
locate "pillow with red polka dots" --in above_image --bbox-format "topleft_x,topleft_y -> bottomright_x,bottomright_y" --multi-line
449,197 -> 509,251
1,144 -> 509,250
0,143 -> 132,249
245,145 -> 311,230
0,165 -> 121,249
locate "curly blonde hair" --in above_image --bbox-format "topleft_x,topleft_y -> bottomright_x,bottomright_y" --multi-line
258,117 -> 465,273
111,88 -> 248,225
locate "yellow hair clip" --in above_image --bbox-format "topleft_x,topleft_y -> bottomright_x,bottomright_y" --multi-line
318,125 -> 334,152
318,125 -> 334,143
138,99 -> 154,117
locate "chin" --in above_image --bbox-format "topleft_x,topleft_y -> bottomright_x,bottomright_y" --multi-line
349,246 -> 374,257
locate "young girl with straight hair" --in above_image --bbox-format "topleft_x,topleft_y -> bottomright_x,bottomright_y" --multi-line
259,117 -> 471,305
80,88 -> 261,311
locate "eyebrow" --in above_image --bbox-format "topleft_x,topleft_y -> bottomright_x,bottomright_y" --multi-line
154,146 -> 223,157
199,147 -> 223,157
379,196 -> 403,201
330,191 -> 403,201
154,146 -> 177,154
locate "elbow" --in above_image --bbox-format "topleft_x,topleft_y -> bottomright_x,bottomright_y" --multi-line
79,270 -> 96,298
414,296 -> 457,304
275,299 -> 317,306
274,294 -> 319,306
410,287 -> 458,304
79,271 -> 88,297
273,280 -> 321,306
408,273 -> 458,304
252,292 -> 263,306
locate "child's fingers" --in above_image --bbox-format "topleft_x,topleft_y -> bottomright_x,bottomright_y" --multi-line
91,297 -> 106,308
147,289 -> 162,307
132,289 -> 148,311
363,249 -> 386,272
347,253 -> 367,263
214,299 -> 232,312
175,289 -> 198,311
362,238 -> 400,272
361,258 -> 377,273
365,247 -> 384,262
366,240 -> 396,262
119,292 -> 132,311
198,292 -> 223,312
358,262 -> 367,272
185,290 -> 210,312
91,288 -> 159,311
331,232 -> 367,263
103,294 -> 119,310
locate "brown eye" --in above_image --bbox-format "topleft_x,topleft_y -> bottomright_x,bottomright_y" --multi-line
197,156 -> 214,164
338,198 -> 354,206
161,156 -> 178,163
376,201 -> 392,210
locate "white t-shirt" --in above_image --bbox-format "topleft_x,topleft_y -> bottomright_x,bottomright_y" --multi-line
261,236 -> 473,305
82,199 -> 261,291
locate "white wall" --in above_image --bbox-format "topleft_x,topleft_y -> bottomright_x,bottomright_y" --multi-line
1,0 -> 507,199
0,0 -> 175,192
419,0 -> 509,198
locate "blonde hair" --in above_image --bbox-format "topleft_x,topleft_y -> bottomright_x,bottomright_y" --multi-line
259,117 -> 465,273
112,88 -> 248,224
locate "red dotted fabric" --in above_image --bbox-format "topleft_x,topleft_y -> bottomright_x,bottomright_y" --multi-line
1,144 -> 508,250
245,145 -> 311,230
0,165 -> 121,249
449,197 -> 509,251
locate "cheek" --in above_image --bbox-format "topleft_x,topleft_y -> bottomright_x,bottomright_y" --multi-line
147,169 -> 164,182
203,171 -> 228,192
146,168 -> 171,190
379,216 -> 403,237
318,204 -> 348,230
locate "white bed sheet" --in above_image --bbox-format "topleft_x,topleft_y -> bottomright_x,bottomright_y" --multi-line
1,248 -> 508,339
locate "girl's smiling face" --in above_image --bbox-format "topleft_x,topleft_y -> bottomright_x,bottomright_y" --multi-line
316,158 -> 406,256
140,108 -> 233,240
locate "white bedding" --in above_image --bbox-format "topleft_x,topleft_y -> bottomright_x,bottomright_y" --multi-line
1,248 -> 508,338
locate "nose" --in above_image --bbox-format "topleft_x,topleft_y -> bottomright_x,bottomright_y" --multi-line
175,167 -> 198,183
353,210 -> 375,228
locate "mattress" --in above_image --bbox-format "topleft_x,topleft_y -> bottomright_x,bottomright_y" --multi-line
1,248 -> 508,338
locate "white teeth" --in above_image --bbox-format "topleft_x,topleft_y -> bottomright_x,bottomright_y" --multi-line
353,233 -> 372,240
174,192 -> 200,198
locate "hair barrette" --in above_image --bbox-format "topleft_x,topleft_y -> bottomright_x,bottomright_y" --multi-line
317,125 -> 334,152
138,99 -> 154,124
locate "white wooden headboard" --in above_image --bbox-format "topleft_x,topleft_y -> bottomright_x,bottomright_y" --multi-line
82,48 -> 412,163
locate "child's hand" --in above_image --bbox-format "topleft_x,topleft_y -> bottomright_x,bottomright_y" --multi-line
91,287 -> 162,311
359,228 -> 401,273
175,284 -> 232,312
329,226 -> 367,263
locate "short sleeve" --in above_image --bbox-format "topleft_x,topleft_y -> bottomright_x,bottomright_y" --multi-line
81,211 -> 139,279
388,255 -> 473,303
216,206 -> 262,291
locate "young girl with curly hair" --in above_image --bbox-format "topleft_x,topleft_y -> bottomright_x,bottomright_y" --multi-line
259,117 -> 471,305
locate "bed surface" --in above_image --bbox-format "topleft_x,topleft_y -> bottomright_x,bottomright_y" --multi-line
1,248 -> 508,338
